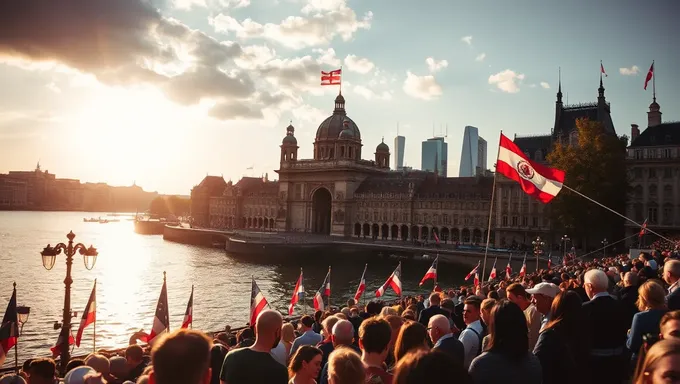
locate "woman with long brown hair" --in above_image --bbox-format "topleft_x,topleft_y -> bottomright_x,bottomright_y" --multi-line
288,345 -> 323,384
393,321 -> 429,363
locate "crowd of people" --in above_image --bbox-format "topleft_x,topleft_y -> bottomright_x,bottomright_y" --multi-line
4,249 -> 680,384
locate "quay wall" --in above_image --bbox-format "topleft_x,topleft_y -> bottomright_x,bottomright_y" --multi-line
162,225 -> 230,247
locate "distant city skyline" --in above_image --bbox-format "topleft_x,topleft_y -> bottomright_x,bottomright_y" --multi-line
421,137 -> 448,177
459,126 -> 488,177
394,135 -> 405,170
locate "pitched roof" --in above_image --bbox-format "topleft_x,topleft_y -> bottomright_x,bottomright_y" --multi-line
630,122 -> 680,147
514,135 -> 552,161
234,177 -> 279,195
197,175 -> 227,190
354,170 -> 429,194
354,171 -> 493,196
556,103 -> 616,137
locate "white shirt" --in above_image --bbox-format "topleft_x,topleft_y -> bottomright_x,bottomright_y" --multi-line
591,291 -> 610,301
270,340 -> 287,366
669,280 -> 679,294
458,320 -> 483,369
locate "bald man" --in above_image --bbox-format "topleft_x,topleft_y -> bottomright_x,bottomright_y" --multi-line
220,310 -> 288,384
318,319 -> 359,384
429,314 -> 464,367
664,260 -> 680,310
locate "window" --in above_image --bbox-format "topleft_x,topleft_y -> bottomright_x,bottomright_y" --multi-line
634,168 -> 643,179
648,149 -> 658,159
502,216 -> 508,226
532,217 -> 539,227
512,216 -> 518,226
648,207 -> 658,224
663,205 -> 673,225
634,185 -> 643,199
634,150 -> 643,159
664,168 -> 673,179
663,149 -> 672,158
650,185 -> 658,197
443,214 -> 450,225
649,168 -> 657,178
522,217 -> 528,227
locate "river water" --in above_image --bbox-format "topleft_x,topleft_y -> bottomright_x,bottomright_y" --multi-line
0,211 -> 471,366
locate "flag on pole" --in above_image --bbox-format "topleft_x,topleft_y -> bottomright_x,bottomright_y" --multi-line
288,269 -> 304,316
547,254 -> 552,270
600,62 -> 608,77
181,285 -> 194,329
0,284 -> 18,367
488,258 -> 497,281
519,254 -> 527,277
321,69 -> 342,86
376,263 -> 402,297
419,256 -> 438,286
474,272 -> 480,289
496,133 -> 566,203
50,331 -> 74,358
639,218 -> 648,239
465,262 -> 480,281
249,278 -> 269,325
433,231 -> 440,244
145,273 -> 170,344
313,268 -> 331,311
75,280 -> 96,347
354,264 -> 367,302
505,254 -> 513,280
644,62 -> 654,90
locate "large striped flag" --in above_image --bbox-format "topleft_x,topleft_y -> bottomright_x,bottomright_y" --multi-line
288,269 -> 304,316
644,62 -> 654,90
75,280 -> 96,347
313,267 -> 331,311
354,264 -> 367,302
181,285 -> 194,329
376,263 -> 402,297
145,273 -> 170,345
465,262 -> 480,281
321,69 -> 342,86
0,284 -> 18,367
249,278 -> 269,325
419,256 -> 438,286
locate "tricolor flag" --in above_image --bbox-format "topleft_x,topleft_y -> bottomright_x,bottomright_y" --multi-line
145,273 -> 170,345
644,62 -> 654,90
313,267 -> 331,311
600,61 -> 608,77
488,258 -> 497,281
639,218 -> 648,239
547,254 -> 552,270
75,280 -> 96,347
519,254 -> 527,277
321,69 -> 342,86
181,285 -> 194,329
50,331 -> 74,358
376,263 -> 402,297
249,278 -> 269,326
505,254 -> 513,280
496,133 -> 566,203
0,284 -> 18,367
354,264 -> 367,302
474,272 -> 480,289
433,231 -> 440,244
465,262 -> 480,281
419,256 -> 438,286
288,269 -> 304,316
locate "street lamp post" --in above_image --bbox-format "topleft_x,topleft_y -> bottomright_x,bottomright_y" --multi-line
532,236 -> 545,272
40,231 -> 98,375
601,238 -> 609,258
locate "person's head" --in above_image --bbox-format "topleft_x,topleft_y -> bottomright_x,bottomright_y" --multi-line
85,354 -> 110,376
27,358 -> 56,384
64,366 -> 96,384
487,290 -> 500,300
66,359 -> 85,373
506,283 -> 530,309
149,329 -> 212,384
379,306 -> 397,317
393,350 -> 471,384
463,296 -> 482,325
624,272 -> 639,288
346,298 -> 356,308
394,321 -> 429,362
358,317 -> 392,362
584,269 -> 609,299
281,322 -> 295,343
544,290 -> 584,333
125,345 -> 144,367
384,315 -> 405,352
427,314 -> 451,345
486,300 -> 528,360
255,309 -> 284,349
664,260 -> 680,286
0,375 -> 26,384
288,345 -> 323,380
401,309 -> 416,321
429,293 -> 441,307
328,348 -> 365,384
109,356 -> 129,379
633,339 -> 680,384
331,319 -> 355,347
322,315 -> 341,339
349,307 -> 359,318
638,280 -> 668,312
314,310 -> 323,323
660,311 -> 680,341
480,298 -> 496,325
526,282 -> 560,316
299,315 -> 314,332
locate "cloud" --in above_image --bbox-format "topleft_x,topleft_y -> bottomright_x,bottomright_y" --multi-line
352,85 -> 392,100
314,48 -> 341,67
540,82 -> 550,89
475,53 -> 486,62
344,54 -> 375,74
425,57 -> 448,73
173,0 -> 250,9
619,65 -> 640,76
461,36 -> 472,45
209,0 -> 373,49
292,104 -> 327,125
403,71 -> 442,100
488,69 -> 525,93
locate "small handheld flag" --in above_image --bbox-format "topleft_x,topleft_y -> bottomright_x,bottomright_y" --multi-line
354,264 -> 367,302
75,280 -> 96,347
419,256 -> 438,286
376,263 -> 402,297
145,272 -> 170,345
181,285 -> 194,329
488,258 -> 497,281
0,283 -> 18,367
313,267 -> 331,311
465,262 -> 480,281
250,278 -> 269,325
288,269 -> 304,316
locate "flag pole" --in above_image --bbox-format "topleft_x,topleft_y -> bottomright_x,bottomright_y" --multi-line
562,184 -> 674,242
398,262 -> 403,298
339,65 -> 343,94
652,60 -> 656,101
434,254 -> 438,288
482,132 -> 502,282
14,282 -> 18,374
327,266 -> 331,310
93,279 -> 97,352
190,285 -> 194,330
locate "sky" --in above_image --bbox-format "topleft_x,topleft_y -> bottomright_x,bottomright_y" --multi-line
1,0 -> 679,195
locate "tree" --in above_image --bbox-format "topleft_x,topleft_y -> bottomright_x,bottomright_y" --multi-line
149,195 -> 190,217
547,118 -> 629,248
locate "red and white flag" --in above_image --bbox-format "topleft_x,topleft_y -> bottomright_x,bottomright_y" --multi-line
505,254 -> 513,280
488,258 -> 497,281
639,218 -> 648,239
376,263 -> 402,297
519,254 -> 527,277
145,274 -> 170,345
354,264 -> 367,302
50,331 -> 75,358
419,256 -> 438,286
496,133 -> 565,203
321,69 -> 342,86
75,280 -> 96,347
313,267 -> 331,311
0,285 -> 18,367
181,285 -> 193,329
465,262 -> 480,281
600,62 -> 608,77
249,278 -> 269,325
288,269 -> 304,316
644,62 -> 654,90
433,231 -> 440,244
547,254 -> 552,270
474,272 -> 480,289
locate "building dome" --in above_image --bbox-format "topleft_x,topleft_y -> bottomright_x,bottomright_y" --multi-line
282,134 -> 297,145
338,126 -> 355,139
376,139 -> 389,152
315,94 -> 361,141
650,100 -> 660,111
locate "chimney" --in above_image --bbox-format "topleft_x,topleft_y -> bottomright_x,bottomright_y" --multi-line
631,124 -> 640,141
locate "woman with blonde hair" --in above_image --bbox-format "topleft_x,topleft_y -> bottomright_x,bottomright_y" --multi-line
282,322 -> 296,358
627,280 -> 669,362
328,347 -> 365,384
632,338 -> 680,384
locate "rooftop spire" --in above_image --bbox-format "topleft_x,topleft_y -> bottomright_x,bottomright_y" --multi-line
556,67 -> 563,103
598,61 -> 605,98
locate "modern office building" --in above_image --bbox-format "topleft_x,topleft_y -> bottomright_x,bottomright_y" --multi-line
394,135 -> 405,170
459,126 -> 488,177
421,137 -> 448,177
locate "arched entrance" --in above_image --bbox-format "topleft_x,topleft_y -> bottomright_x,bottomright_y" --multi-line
312,188 -> 332,235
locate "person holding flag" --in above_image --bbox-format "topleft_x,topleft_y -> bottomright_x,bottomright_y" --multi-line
419,256 -> 438,287
289,269 -> 304,315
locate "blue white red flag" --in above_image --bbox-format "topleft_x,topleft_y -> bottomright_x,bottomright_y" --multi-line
288,269 -> 304,315
313,267 -> 331,311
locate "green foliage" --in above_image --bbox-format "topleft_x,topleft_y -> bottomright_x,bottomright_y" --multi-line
547,118 -> 629,246
149,195 -> 190,216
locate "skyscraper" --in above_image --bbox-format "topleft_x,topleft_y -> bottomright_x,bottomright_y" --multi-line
394,135 -> 405,170
459,126 -> 488,177
421,137 -> 448,177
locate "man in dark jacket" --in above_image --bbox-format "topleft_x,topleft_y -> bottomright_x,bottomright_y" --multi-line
429,314 -> 465,368
664,260 -> 680,311
418,292 -> 448,327
619,272 -> 640,325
